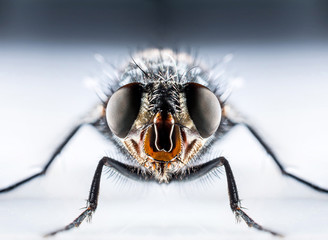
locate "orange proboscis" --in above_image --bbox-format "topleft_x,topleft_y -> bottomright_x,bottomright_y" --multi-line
144,112 -> 182,162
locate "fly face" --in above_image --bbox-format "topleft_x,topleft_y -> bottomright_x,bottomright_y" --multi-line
105,55 -> 222,182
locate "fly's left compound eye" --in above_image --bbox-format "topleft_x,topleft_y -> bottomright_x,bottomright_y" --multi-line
106,83 -> 143,138
185,83 -> 222,138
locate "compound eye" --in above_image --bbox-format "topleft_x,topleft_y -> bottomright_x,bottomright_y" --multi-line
185,83 -> 222,138
106,83 -> 143,138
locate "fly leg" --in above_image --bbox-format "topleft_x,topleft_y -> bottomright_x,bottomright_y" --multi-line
44,157 -> 107,237
219,156 -> 283,237
0,105 -> 105,193
174,157 -> 283,237
0,123 -> 86,193
227,117 -> 328,193
43,156 -> 152,237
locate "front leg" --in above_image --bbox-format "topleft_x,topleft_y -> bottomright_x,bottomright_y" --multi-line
44,157 -> 107,237
44,156 -> 153,237
219,157 -> 282,237
174,157 -> 283,237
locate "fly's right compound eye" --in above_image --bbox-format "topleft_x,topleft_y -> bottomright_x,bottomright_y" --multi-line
185,83 -> 222,138
106,83 -> 143,138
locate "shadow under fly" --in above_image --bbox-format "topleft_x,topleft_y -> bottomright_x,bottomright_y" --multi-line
1,48 -> 327,237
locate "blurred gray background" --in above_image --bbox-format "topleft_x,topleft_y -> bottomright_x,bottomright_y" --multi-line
0,1 -> 328,240
1,0 -> 328,44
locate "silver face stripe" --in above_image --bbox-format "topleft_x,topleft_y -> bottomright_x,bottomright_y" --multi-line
153,115 -> 175,153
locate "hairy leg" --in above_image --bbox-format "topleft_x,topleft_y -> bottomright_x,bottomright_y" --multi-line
43,156 -> 152,236
173,156 -> 283,236
44,157 -> 108,237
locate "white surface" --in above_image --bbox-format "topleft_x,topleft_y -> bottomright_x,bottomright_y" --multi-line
0,42 -> 328,239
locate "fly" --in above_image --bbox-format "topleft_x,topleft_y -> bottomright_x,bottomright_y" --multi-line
1,48 -> 327,237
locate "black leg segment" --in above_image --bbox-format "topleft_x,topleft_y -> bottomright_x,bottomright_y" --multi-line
243,122 -> 328,193
44,156 -> 108,237
0,123 -> 86,193
175,156 -> 283,236
220,157 -> 283,237
224,117 -> 328,193
43,156 -> 150,236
